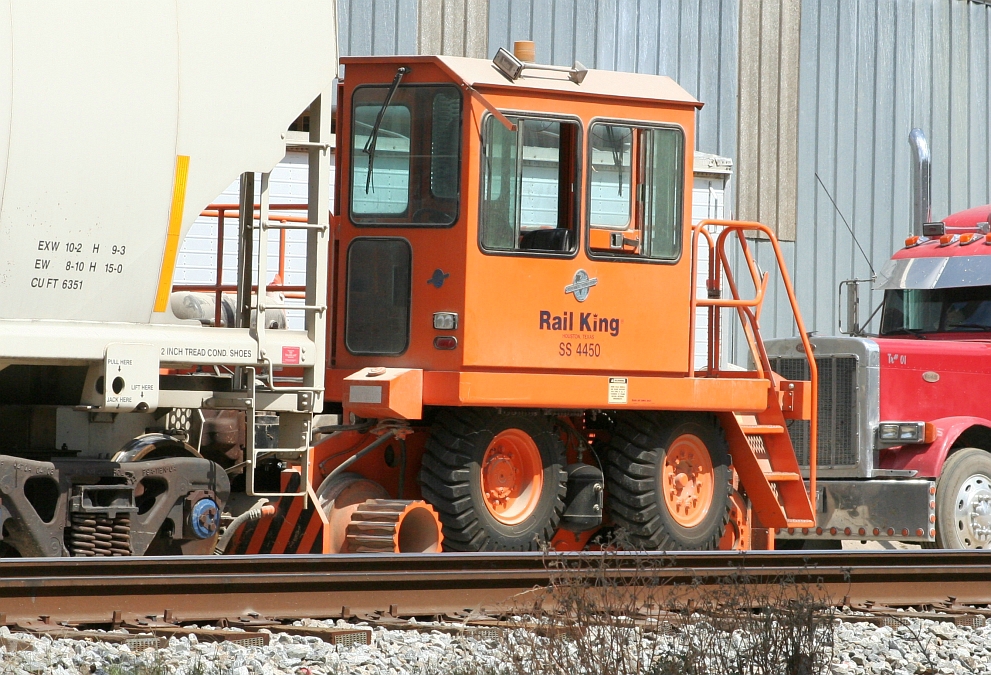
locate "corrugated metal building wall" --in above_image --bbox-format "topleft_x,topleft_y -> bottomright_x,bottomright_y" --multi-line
485,0 -> 739,159
334,0 -> 991,364
338,0 -> 487,57
338,0 -> 418,56
339,0 -> 739,159
744,0 -> 991,366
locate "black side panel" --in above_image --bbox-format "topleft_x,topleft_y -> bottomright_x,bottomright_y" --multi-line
0,366 -> 87,405
345,238 -> 412,355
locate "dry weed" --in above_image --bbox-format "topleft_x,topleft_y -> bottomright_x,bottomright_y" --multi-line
496,543 -> 835,675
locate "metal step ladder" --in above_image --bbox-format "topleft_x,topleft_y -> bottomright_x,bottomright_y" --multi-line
238,93 -> 332,501
721,389 -> 816,529
692,219 -> 818,530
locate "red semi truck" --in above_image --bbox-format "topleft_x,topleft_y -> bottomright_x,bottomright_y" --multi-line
767,130 -> 991,549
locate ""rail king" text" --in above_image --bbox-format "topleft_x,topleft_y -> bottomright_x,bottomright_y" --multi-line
539,310 -> 621,336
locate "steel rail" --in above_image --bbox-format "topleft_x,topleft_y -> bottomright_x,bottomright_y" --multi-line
1,551 -> 990,625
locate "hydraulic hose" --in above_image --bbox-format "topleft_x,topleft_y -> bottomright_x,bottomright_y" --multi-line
312,422 -> 374,436
320,430 -> 398,487
214,499 -> 276,554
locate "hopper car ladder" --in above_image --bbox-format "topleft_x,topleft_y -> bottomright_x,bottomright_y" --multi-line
238,95 -> 332,501
690,220 -> 818,530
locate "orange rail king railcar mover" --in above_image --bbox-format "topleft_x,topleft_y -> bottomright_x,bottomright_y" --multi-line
233,49 -> 819,555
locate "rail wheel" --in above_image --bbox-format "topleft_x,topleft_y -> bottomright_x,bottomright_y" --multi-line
606,412 -> 731,551
931,447 -> 991,549
419,409 -> 566,552
113,433 -> 202,462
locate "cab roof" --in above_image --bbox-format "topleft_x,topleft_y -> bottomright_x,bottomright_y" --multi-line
341,55 -> 703,109
944,204 -> 991,231
881,204 -> 991,290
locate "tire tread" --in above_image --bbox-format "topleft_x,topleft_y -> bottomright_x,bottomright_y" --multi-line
419,409 -> 567,552
605,412 -> 732,551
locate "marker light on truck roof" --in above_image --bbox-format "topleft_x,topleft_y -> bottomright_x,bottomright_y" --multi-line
492,46 -> 589,84
960,233 -> 979,245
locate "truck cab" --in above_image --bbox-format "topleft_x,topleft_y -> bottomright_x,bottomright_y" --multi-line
767,203 -> 991,549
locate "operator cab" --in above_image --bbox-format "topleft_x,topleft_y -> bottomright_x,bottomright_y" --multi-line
332,52 -> 702,401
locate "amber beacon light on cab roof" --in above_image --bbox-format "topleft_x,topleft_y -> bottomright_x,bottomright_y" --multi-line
0,19 -> 817,557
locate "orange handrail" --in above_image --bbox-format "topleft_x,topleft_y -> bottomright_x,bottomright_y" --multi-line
171,203 -> 310,327
690,219 -> 818,501
689,226 -> 768,377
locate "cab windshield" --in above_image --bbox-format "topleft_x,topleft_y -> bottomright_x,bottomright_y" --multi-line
880,286 -> 991,335
350,84 -> 462,226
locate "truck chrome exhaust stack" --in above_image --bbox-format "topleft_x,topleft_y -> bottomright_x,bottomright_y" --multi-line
909,128 -> 931,236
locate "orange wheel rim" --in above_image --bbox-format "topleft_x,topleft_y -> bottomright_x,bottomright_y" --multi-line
481,429 -> 544,525
661,434 -> 714,528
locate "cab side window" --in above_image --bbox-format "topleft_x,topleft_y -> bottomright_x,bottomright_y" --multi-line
589,125 -> 633,228
480,115 -> 581,255
587,122 -> 684,261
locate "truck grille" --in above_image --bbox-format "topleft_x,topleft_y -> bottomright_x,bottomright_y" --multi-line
769,355 -> 858,467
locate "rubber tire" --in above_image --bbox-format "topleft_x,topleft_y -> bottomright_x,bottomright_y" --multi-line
606,412 -> 732,551
419,409 -> 567,552
933,447 -> 991,549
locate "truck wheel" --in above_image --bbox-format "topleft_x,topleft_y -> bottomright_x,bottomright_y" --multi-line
933,447 -> 991,549
419,409 -> 567,552
606,412 -> 732,551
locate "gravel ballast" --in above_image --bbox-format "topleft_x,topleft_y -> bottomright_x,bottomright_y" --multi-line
0,617 -> 987,674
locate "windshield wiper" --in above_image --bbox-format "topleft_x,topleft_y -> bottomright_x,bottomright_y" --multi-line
948,322 -> 991,332
363,66 -> 409,194
881,327 -> 928,339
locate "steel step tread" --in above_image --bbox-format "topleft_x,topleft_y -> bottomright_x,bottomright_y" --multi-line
763,471 -> 802,482
740,424 -> 786,435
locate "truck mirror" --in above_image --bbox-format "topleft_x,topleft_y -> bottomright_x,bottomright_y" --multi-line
839,278 -> 883,336
839,279 -> 860,336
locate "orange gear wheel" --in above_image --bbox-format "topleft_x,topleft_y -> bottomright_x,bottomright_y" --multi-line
661,433 -> 714,528
344,499 -> 444,553
480,428 -> 544,526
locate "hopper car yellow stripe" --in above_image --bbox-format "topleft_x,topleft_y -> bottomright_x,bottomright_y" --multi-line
154,155 -> 190,312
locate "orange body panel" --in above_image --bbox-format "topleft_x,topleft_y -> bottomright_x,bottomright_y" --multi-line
779,379 -> 813,420
328,368 -> 770,412
460,92 -> 696,375
343,367 -> 423,420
